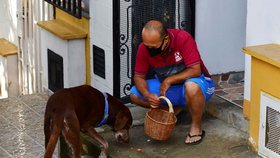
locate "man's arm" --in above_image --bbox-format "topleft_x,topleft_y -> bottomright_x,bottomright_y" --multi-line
160,63 -> 201,96
134,73 -> 160,107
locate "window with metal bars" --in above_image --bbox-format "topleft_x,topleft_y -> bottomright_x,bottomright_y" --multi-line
265,107 -> 280,155
44,0 -> 82,19
93,45 -> 106,79
48,49 -> 64,92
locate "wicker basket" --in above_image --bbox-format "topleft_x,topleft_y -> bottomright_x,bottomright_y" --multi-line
144,96 -> 177,141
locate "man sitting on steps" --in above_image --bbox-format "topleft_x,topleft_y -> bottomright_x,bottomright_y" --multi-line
130,20 -> 215,145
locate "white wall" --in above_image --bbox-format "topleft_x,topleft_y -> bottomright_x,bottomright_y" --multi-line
0,0 -> 17,44
244,0 -> 280,101
40,29 -> 86,90
0,0 -> 18,98
68,40 -> 86,86
0,56 -> 8,98
90,0 -> 114,94
246,0 -> 280,46
196,0 -> 247,75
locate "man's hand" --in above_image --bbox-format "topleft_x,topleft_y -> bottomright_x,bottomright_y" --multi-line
160,78 -> 171,96
144,93 -> 160,108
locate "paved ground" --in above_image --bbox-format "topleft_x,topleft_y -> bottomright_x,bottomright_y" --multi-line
81,106 -> 260,158
0,93 -> 260,158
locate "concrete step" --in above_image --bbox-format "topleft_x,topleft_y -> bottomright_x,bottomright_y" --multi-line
126,94 -> 248,133
206,94 -> 248,133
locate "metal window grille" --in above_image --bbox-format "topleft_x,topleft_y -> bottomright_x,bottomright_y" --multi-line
265,107 -> 280,155
48,49 -> 64,92
44,0 -> 82,19
260,92 -> 280,158
93,45 -> 106,79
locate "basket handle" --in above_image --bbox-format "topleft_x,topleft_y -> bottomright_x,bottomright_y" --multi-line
158,96 -> 174,113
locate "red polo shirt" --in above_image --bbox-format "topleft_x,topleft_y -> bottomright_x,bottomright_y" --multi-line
134,29 -> 211,77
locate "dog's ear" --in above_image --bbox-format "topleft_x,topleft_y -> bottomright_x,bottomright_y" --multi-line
114,111 -> 129,131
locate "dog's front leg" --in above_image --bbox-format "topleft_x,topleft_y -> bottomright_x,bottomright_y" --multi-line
84,127 -> 109,158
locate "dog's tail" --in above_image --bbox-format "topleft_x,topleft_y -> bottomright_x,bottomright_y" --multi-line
44,114 -> 63,158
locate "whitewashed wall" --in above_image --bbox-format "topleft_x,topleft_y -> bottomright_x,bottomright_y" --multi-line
196,0 -> 247,75
40,29 -> 86,90
244,0 -> 280,101
0,0 -> 17,44
90,0 -> 113,94
0,0 -> 18,98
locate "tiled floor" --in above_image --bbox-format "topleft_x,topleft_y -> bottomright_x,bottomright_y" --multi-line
0,93 -> 58,158
212,73 -> 244,108
215,81 -> 244,108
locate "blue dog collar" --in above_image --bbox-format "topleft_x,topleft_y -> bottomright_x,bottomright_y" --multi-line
97,92 -> 109,127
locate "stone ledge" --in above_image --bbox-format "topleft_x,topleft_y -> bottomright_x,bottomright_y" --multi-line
206,94 -> 248,132
0,38 -> 18,56
37,19 -> 87,40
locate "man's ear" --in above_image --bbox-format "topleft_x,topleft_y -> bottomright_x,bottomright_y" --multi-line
114,111 -> 129,131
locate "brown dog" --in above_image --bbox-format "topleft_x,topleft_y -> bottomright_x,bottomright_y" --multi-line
44,85 -> 132,158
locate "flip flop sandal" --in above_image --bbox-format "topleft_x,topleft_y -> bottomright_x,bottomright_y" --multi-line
185,130 -> 205,145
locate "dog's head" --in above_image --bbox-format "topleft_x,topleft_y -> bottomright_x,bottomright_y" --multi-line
113,109 -> 132,143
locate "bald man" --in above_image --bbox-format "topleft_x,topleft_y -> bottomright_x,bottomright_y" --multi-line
130,20 -> 215,145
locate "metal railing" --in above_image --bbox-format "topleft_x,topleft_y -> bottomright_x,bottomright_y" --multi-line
44,0 -> 82,19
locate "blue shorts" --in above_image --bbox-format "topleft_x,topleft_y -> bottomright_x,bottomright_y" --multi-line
130,74 -> 215,106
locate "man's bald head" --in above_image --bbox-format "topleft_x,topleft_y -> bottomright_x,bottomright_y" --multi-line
141,20 -> 170,57
142,20 -> 167,40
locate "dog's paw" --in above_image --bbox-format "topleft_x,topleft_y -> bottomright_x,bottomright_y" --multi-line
98,151 -> 107,158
